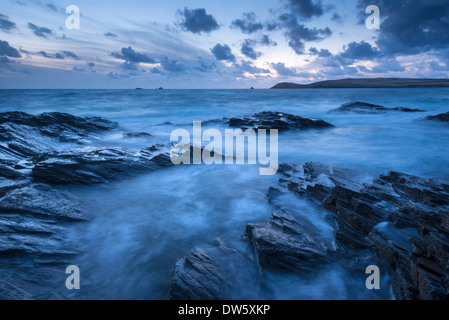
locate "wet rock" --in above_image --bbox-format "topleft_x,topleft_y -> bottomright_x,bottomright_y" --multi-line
0,112 -> 119,174
368,223 -> 448,300
169,240 -> 260,300
0,179 -> 85,258
329,102 -> 425,114
423,111 -> 449,123
122,132 -> 152,139
274,161 -> 449,299
229,111 -> 334,131
0,112 -> 117,133
246,210 -> 330,274
31,146 -> 172,185
0,183 -> 89,221
0,163 -> 22,179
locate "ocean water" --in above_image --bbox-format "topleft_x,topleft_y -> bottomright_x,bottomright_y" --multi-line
1,88 -> 448,299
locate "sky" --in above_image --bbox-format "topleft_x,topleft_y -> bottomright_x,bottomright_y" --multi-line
0,0 -> 448,89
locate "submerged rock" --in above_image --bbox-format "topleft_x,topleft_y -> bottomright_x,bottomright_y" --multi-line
122,132 -> 152,139
229,111 -> 334,131
329,102 -> 425,114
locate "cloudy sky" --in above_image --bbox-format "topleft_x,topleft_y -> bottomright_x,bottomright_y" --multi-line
0,0 -> 448,89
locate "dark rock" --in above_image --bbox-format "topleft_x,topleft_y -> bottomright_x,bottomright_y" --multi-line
0,112 -> 117,134
0,163 -> 22,179
229,111 -> 334,131
0,112 -> 118,165
423,111 -> 449,122
246,210 -> 330,274
0,183 -> 88,221
122,132 -> 152,139
273,161 -> 449,299
368,223 -> 448,300
31,146 -> 172,185
329,102 -> 425,114
0,179 -> 86,257
169,240 -> 260,300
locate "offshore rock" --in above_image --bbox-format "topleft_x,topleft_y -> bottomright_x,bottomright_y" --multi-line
329,102 -> 425,114
229,111 -> 334,131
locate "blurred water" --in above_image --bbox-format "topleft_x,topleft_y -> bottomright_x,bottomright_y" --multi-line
1,88 -> 448,299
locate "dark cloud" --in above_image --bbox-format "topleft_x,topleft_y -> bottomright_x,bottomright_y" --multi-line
286,0 -> 325,20
73,62 -> 96,73
178,8 -> 219,34
150,68 -> 162,74
309,47 -> 332,57
46,3 -> 60,12
38,50 -> 79,60
111,47 -> 156,67
62,51 -> 80,60
356,0 -> 449,56
38,51 -> 51,58
370,59 -> 405,73
260,35 -> 277,47
211,44 -> 236,62
121,62 -> 140,71
234,61 -> 270,75
241,39 -> 261,60
279,13 -> 331,54
271,62 -> 316,78
196,58 -> 217,73
331,13 -> 344,23
0,40 -> 21,58
339,41 -> 381,61
108,72 -> 131,79
161,56 -> 187,72
28,23 -> 52,38
231,12 -> 264,34
0,13 -> 16,31
104,32 -> 118,38
271,62 -> 298,76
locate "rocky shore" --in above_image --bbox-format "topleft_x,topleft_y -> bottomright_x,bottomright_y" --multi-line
0,110 -> 448,300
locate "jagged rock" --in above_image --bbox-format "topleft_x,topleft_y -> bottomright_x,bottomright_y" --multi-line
0,112 -> 117,133
229,111 -> 334,131
246,210 -> 330,273
0,183 -> 88,221
368,223 -> 448,300
329,102 -> 425,114
31,147 -> 172,185
0,112 -> 119,177
0,163 -> 22,179
423,111 -> 449,122
168,240 -> 260,300
0,112 -> 173,185
0,180 -> 86,256
273,161 -> 449,299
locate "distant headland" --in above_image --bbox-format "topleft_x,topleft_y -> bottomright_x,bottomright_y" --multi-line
271,78 -> 449,89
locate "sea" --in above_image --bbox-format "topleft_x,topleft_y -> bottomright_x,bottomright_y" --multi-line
1,88 -> 448,299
